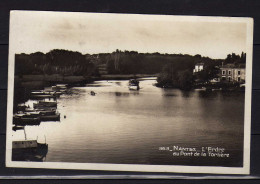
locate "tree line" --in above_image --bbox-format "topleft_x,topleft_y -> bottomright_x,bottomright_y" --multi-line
15,49 -> 246,90
15,49 -> 98,77
16,49 -> 220,76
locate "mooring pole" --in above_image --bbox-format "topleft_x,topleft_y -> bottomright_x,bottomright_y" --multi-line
24,128 -> 27,140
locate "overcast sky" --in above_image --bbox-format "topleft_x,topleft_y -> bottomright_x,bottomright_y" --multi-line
10,11 -> 247,59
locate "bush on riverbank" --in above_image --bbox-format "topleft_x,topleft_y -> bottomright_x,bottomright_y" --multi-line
156,64 -> 194,90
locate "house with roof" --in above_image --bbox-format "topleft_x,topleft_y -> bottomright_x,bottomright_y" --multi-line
220,64 -> 245,83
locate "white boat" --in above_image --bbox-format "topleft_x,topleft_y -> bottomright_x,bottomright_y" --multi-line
129,85 -> 139,90
128,79 -> 140,90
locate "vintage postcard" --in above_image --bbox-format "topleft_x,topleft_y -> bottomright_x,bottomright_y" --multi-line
6,11 -> 253,174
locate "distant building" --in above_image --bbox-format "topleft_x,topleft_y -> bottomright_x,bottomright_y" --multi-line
193,63 -> 204,73
220,64 -> 245,83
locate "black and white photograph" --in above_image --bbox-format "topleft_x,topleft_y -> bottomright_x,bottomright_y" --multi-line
6,11 -> 253,174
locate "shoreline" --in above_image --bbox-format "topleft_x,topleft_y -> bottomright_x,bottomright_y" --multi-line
95,74 -> 158,80
15,74 -> 244,92
15,74 -> 158,88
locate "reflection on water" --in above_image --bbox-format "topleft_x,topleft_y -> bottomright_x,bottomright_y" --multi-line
12,77 -> 245,167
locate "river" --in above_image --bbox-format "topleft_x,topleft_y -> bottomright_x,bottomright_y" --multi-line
12,77 -> 245,167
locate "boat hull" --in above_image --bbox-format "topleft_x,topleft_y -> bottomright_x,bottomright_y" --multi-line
13,117 -> 41,126
129,85 -> 140,90
12,142 -> 48,161
40,114 -> 60,121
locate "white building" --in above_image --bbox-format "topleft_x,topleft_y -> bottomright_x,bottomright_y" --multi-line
220,64 -> 245,83
193,63 -> 204,73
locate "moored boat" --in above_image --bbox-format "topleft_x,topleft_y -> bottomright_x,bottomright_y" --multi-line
30,94 -> 56,99
33,101 -> 57,109
13,115 -> 41,126
16,109 -> 60,122
17,104 -> 27,111
39,111 -> 60,121
128,79 -> 140,90
31,90 -> 61,98
31,90 -> 46,96
12,140 -> 48,161
12,126 -> 25,131
52,84 -> 67,92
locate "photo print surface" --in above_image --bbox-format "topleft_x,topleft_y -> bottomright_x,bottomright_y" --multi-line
6,11 -> 253,174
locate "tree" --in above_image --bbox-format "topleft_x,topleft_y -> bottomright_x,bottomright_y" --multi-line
240,52 -> 246,63
225,53 -> 244,64
157,63 -> 178,87
106,60 -> 116,74
177,70 -> 193,90
195,62 -> 219,83
157,63 -> 194,89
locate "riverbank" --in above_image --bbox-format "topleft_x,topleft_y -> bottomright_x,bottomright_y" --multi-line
15,74 -> 159,88
15,74 -> 244,93
15,75 -> 93,89
95,74 -> 158,80
155,81 -> 245,92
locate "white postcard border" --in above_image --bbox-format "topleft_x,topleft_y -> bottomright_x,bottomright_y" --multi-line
5,11 -> 254,175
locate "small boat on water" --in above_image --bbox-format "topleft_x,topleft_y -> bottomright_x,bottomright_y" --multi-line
90,91 -> 96,96
13,140 -> 38,149
12,140 -> 48,161
52,91 -> 63,97
33,101 -> 57,109
52,84 -> 67,92
24,108 -> 56,113
39,111 -> 60,121
31,90 -> 62,98
16,109 -> 60,122
12,126 -> 24,131
56,84 -> 67,88
31,90 -> 46,96
17,104 -> 27,111
13,115 -> 41,126
30,94 -> 56,99
128,79 -> 140,90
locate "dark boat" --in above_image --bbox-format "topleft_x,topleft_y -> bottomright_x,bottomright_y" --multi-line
12,126 -> 25,131
13,115 -> 41,126
51,91 -> 62,97
39,111 -> 60,121
52,84 -> 67,92
30,94 -> 56,99
33,101 -> 57,109
128,79 -> 140,90
16,110 -> 60,122
12,140 -> 48,161
31,90 -> 62,98
17,104 -> 27,111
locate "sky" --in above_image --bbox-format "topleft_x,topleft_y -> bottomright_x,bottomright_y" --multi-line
10,11 -> 248,59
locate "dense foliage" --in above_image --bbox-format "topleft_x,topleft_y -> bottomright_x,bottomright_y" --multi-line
15,49 -> 245,91
98,50 -> 224,75
15,49 -> 98,76
157,52 -> 246,90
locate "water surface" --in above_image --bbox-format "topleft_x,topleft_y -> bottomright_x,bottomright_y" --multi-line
12,77 -> 244,166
